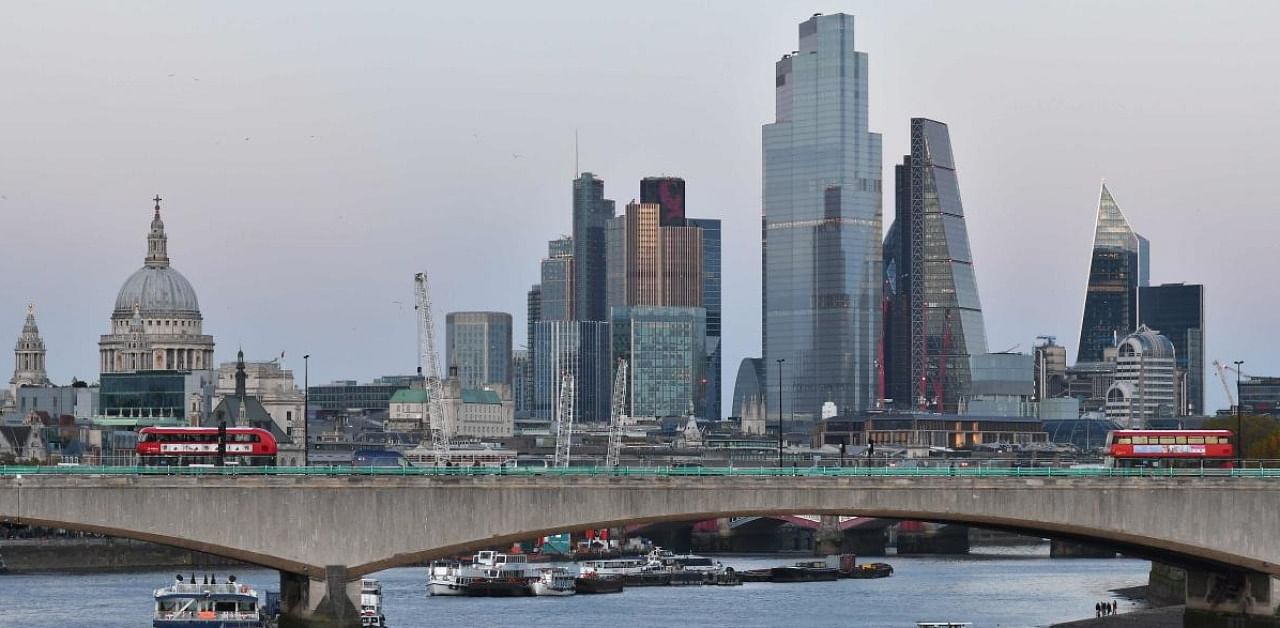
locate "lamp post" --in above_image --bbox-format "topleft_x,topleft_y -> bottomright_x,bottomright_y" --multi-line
303,354 -> 310,467
1235,359 -> 1244,467
776,358 -> 785,469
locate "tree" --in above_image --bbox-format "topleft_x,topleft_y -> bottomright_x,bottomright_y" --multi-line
1203,415 -> 1280,461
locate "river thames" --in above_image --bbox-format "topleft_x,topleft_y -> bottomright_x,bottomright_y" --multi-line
0,546 -> 1151,628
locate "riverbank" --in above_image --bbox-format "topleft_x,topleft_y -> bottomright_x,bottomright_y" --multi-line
1050,605 -> 1184,627
0,538 -> 245,572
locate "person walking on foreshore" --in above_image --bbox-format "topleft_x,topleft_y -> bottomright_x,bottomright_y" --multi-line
1095,602 -> 1101,617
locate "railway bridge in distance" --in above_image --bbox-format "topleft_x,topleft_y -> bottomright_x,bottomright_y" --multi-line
2,471 -> 1279,627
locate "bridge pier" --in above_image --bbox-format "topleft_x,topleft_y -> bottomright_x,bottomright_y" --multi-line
1184,570 -> 1280,627
278,566 -> 361,628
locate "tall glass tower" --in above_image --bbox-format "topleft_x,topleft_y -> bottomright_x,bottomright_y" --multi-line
1077,184 -> 1149,364
763,13 -> 882,421
573,173 -> 615,322
883,119 -> 988,413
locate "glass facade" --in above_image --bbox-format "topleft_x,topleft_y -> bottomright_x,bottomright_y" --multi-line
730,357 -> 766,417
884,119 -> 988,413
540,237 -> 574,322
640,176 -> 686,227
1077,184 -> 1148,363
99,370 -> 215,419
533,320 -> 610,422
611,306 -> 706,418
1137,283 -> 1204,415
763,13 -> 882,422
573,173 -> 615,322
445,312 -> 513,389
687,218 -> 722,419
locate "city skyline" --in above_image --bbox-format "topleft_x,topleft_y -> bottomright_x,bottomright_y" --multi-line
3,1 -> 1278,414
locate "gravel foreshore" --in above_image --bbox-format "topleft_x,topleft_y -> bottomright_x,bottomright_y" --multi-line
1049,605 -> 1184,627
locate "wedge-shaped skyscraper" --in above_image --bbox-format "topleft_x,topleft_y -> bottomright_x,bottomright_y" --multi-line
1077,184 -> 1149,364
883,118 -> 987,413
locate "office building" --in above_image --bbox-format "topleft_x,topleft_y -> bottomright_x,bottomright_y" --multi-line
611,306 -> 707,418
307,375 -> 423,414
99,369 -> 217,422
540,237 -> 575,322
512,349 -> 532,419
572,173 -> 615,322
532,320 -> 610,423
386,379 -> 513,438
1138,283 -> 1204,415
963,353 -> 1035,417
1105,326 -> 1177,427
446,312 -> 513,389
883,119 -> 988,413
1077,184 -> 1149,364
763,13 -> 882,421
1240,377 -> 1280,416
687,218 -> 722,420
641,176 -> 687,226
731,357 -> 766,418
1034,338 -> 1069,401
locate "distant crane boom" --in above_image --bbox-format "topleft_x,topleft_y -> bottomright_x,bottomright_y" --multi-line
415,272 -> 450,463
554,370 -> 576,468
606,359 -> 628,467
1213,360 -> 1236,408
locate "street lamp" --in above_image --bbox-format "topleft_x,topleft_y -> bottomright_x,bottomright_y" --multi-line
1235,359 -> 1244,467
303,354 -> 311,468
776,358 -> 785,469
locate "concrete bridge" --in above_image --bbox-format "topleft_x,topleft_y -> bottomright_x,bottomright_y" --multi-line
2,472 -> 1278,627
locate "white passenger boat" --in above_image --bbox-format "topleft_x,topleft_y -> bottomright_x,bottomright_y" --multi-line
529,568 -> 576,596
427,560 -> 468,596
153,574 -> 262,628
427,551 -> 538,597
645,548 -> 723,574
359,579 -> 386,627
577,557 -> 649,577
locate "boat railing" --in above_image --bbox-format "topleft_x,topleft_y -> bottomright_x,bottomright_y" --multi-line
158,610 -> 260,620
157,582 -> 256,596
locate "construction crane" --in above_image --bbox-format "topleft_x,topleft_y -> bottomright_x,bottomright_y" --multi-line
553,369 -> 576,468
414,272 -> 450,464
606,359 -> 629,468
1213,360 -> 1237,409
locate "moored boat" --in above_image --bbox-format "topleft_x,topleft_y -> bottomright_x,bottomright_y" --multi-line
846,562 -> 893,579
153,574 -> 262,628
573,573 -> 624,594
529,568 -> 576,596
769,560 -> 839,583
359,579 -> 386,627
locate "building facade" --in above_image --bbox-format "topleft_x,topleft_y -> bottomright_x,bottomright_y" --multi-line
532,320 -> 611,423
307,375 -> 423,414
572,173 -> 615,322
445,311 -> 513,389
763,13 -> 883,422
611,306 -> 707,419
99,197 -> 215,374
641,176 -> 687,226
10,305 -> 51,403
1034,338 -> 1069,402
386,382 -> 513,438
540,237 -> 575,322
687,218 -> 722,420
1240,377 -> 1280,416
1077,184 -> 1149,364
213,356 -> 304,439
1105,326 -> 1177,427
1138,283 -> 1204,415
883,119 -> 988,413
963,353 -> 1034,417
731,357 -> 766,419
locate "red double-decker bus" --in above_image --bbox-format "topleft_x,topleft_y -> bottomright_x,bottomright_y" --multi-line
135,426 -> 278,466
1104,429 -> 1234,468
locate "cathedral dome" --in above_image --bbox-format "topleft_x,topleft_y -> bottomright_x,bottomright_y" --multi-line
113,265 -> 201,318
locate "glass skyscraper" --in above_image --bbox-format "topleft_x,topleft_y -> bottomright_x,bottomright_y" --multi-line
687,218 -> 721,420
1077,184 -> 1149,364
573,173 -> 615,322
445,311 -> 513,389
883,119 -> 988,413
611,306 -> 706,418
540,237 -> 574,322
763,13 -> 882,421
1138,283 -> 1204,415
533,320 -> 610,422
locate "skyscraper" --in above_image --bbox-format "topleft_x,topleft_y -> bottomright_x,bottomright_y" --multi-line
540,237 -> 574,322
572,173 -> 615,322
611,306 -> 706,418
763,13 -> 882,421
883,119 -> 988,413
687,218 -> 722,420
641,176 -> 686,226
1077,183 -> 1149,364
533,320 -> 610,422
606,202 -> 703,310
445,312 -> 513,390
1138,283 -> 1204,415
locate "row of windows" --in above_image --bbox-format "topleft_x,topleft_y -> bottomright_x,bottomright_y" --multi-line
1116,435 -> 1229,445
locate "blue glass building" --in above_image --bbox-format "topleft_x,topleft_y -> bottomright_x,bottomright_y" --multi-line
763,13 -> 882,421
687,218 -> 721,419
611,306 -> 706,418
1077,184 -> 1149,364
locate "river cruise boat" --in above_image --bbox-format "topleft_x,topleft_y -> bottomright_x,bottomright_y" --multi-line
427,560 -> 467,596
153,574 -> 262,628
359,579 -> 386,627
578,557 -> 650,577
529,568 -> 576,596
428,551 -> 537,597
644,548 -> 723,574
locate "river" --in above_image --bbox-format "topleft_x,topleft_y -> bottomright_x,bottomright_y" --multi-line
0,545 -> 1151,627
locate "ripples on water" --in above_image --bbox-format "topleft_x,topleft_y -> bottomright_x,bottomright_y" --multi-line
0,546 -> 1151,628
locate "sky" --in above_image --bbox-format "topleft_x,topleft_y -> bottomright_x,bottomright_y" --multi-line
2,0 -> 1278,414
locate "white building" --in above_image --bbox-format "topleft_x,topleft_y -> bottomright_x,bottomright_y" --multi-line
214,355 -> 304,439
386,377 -> 513,439
99,197 -> 215,374
1105,326 -> 1177,427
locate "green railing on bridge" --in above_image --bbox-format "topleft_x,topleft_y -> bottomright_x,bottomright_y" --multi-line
3,465 -> 1280,478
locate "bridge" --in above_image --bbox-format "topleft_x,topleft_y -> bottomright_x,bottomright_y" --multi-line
2,467 -> 1278,627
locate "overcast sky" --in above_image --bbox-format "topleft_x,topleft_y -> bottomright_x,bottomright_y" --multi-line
2,0 -> 1277,413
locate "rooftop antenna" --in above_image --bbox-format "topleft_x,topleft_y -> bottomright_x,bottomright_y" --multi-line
574,129 -> 579,176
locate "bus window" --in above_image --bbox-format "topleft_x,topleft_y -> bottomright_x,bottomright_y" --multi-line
1175,436 -> 1186,444
1159,437 -> 1175,444
1188,437 -> 1204,444
1132,436 -> 1148,444
1117,437 -> 1131,444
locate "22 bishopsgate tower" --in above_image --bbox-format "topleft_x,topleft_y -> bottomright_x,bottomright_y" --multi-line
763,13 -> 882,421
